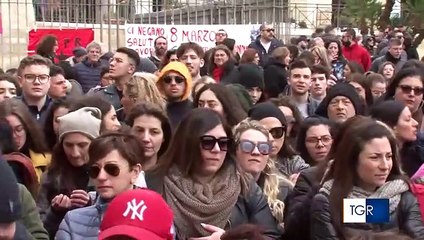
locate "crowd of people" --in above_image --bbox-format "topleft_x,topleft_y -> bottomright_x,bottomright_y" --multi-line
0,23 -> 424,239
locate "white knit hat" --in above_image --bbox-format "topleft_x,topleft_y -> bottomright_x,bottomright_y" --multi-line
58,107 -> 102,142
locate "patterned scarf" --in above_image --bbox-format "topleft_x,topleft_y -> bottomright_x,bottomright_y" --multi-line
164,163 -> 241,239
320,179 -> 410,213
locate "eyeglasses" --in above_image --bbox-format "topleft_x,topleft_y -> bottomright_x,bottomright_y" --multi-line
239,140 -> 271,155
269,126 -> 285,139
163,75 -> 185,84
200,135 -> 230,151
23,74 -> 50,84
305,135 -> 333,145
398,85 -> 424,96
264,28 -> 275,32
88,163 -> 120,178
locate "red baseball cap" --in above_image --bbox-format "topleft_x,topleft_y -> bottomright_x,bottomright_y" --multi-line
99,188 -> 174,240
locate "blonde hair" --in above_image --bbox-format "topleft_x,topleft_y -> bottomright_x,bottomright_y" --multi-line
233,118 -> 292,223
126,72 -> 166,110
310,46 -> 331,68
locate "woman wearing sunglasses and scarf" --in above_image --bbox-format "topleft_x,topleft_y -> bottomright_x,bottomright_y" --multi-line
146,108 -> 281,239
37,107 -> 102,238
248,102 -> 309,183
55,132 -> 146,239
232,119 -> 293,227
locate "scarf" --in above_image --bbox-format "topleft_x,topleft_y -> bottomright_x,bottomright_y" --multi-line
212,67 -> 224,83
320,179 -> 409,213
164,163 -> 241,239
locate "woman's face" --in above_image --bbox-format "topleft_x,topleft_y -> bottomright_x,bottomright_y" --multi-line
328,42 -> 339,59
253,54 -> 260,65
247,87 -> 263,104
198,90 -> 224,116
284,54 -> 291,65
258,117 -> 285,158
53,107 -> 69,137
394,76 -> 423,114
312,50 -> 321,65
235,129 -> 270,177
91,150 -> 141,200
169,54 -> 178,62
383,64 -> 395,79
278,106 -> 295,137
0,80 -> 17,102
304,124 -> 332,163
214,50 -> 229,67
6,115 -> 26,150
198,124 -> 228,177
53,41 -> 59,53
131,115 -> 164,161
356,137 -> 393,192
343,65 -> 352,78
349,82 -> 366,101
103,107 -> 121,132
62,133 -> 91,167
121,87 -> 134,115
395,107 -> 418,143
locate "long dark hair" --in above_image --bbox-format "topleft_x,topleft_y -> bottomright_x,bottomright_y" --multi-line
193,84 -> 247,127
44,98 -> 72,150
325,38 -> 346,62
323,120 -> 405,239
35,35 -> 57,58
126,102 -> 172,158
0,118 -> 18,154
383,67 -> 423,101
0,99 -> 49,154
296,116 -> 333,165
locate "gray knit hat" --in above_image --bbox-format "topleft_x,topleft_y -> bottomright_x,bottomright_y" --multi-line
58,107 -> 102,142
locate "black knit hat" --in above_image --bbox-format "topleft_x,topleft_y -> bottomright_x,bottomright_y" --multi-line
369,100 -> 406,128
315,83 -> 365,118
248,102 -> 287,126
238,64 -> 265,90
0,158 -> 21,223
222,38 -> 236,51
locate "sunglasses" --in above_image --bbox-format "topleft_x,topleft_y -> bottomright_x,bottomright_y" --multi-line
88,164 -> 120,178
398,85 -> 424,96
163,75 -> 185,84
200,135 -> 230,151
269,126 -> 285,139
239,140 -> 271,155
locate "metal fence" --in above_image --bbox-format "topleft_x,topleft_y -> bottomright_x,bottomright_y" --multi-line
0,0 -> 343,69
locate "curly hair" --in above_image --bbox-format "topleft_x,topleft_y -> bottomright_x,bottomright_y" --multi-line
125,72 -> 165,111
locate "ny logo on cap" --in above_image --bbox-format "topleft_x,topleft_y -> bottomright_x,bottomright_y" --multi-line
123,199 -> 147,221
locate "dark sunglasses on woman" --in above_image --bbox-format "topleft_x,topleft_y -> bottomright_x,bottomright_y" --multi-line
163,75 -> 185,84
200,135 -> 230,151
88,164 -> 121,178
239,140 -> 271,155
398,85 -> 424,96
269,126 -> 285,139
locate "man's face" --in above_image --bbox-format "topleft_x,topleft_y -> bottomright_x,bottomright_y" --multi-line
215,30 -> 227,44
389,44 -> 403,59
310,73 -> 327,98
101,72 -> 114,87
87,47 -> 101,63
289,67 -> 312,95
327,96 -> 356,123
261,24 -> 275,41
178,49 -> 204,78
18,64 -> 50,99
155,38 -> 168,56
298,41 -> 307,50
109,52 -> 135,79
48,74 -> 67,99
160,71 -> 186,102
342,33 -> 353,46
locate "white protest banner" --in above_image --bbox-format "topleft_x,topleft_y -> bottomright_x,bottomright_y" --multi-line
125,24 -> 261,57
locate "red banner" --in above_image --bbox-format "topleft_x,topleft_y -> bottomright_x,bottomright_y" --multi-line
28,28 -> 94,57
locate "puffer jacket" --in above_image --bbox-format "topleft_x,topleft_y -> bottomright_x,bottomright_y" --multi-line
310,191 -> 424,239
74,59 -> 105,93
55,197 -> 108,240
145,171 -> 282,239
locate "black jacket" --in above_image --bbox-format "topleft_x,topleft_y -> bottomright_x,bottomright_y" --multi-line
145,170 -> 282,239
209,60 -> 240,85
263,58 -> 288,98
310,191 -> 424,239
248,37 -> 283,67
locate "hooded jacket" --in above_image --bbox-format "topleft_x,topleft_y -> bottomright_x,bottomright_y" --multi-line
157,62 -> 193,129
342,42 -> 371,71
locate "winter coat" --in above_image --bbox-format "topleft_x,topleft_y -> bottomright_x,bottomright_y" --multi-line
310,191 -> 424,239
371,51 -> 406,73
248,37 -> 283,67
209,60 -> 240,85
73,59 -> 105,93
19,184 -> 49,239
342,43 -> 372,71
263,58 -> 288,98
145,171 -> 282,239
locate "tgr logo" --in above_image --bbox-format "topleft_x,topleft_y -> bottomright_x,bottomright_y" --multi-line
343,198 -> 389,223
